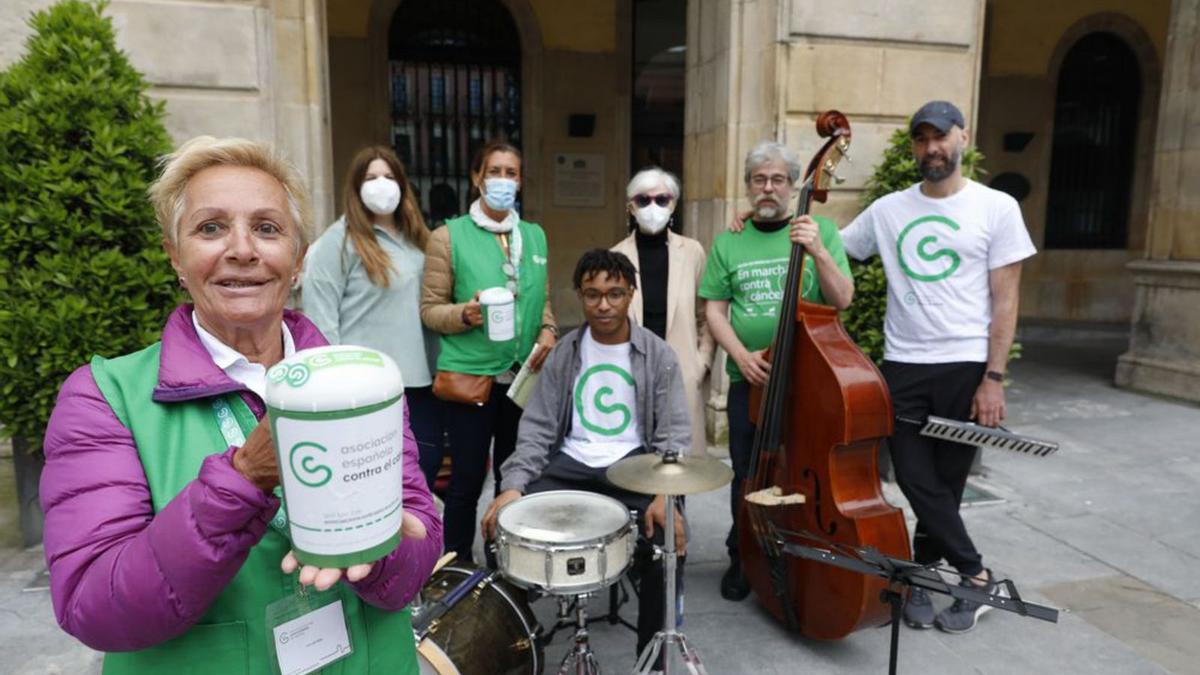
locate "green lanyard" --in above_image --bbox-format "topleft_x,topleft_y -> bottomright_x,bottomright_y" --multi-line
211,395 -> 290,537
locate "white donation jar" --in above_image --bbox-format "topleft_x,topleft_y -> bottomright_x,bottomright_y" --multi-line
479,286 -> 516,342
265,345 -> 405,568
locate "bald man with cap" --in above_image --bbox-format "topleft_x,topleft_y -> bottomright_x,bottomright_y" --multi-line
838,100 -> 1037,634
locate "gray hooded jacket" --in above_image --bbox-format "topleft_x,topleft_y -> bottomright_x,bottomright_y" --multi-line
498,322 -> 692,494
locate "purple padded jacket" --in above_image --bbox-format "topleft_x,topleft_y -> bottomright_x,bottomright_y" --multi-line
40,304 -> 443,651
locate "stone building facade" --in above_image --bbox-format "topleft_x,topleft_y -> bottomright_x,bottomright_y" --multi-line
2,0 -> 1196,403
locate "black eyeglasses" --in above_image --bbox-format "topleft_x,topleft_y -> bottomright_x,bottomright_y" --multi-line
750,174 -> 790,188
632,194 -> 673,208
580,288 -> 630,306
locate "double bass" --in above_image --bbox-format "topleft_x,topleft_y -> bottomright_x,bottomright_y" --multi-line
737,111 -> 911,640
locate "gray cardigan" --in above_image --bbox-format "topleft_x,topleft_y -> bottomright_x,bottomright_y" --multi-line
499,322 -> 692,494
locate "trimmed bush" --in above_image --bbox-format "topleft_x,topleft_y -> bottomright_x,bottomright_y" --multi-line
842,126 -> 985,364
0,0 -> 179,451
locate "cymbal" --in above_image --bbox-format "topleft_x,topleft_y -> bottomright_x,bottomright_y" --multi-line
606,452 -> 733,495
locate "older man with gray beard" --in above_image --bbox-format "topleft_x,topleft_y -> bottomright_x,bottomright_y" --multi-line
699,141 -> 854,600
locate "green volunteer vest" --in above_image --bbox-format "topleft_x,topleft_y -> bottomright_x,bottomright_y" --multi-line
89,343 -> 417,675
436,214 -> 549,375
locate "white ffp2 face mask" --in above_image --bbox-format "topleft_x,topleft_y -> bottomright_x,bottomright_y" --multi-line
360,177 -> 401,215
634,203 -> 672,234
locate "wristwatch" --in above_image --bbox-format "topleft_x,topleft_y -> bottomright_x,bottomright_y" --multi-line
540,323 -> 559,338
985,370 -> 1004,383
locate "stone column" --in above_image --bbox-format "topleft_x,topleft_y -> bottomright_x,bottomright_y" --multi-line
682,0 -> 781,446
682,0 -> 986,258
1115,0 -> 1200,402
271,0 -> 335,229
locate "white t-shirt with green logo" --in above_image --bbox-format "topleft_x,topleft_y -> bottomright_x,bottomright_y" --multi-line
840,180 -> 1036,363
561,328 -> 642,468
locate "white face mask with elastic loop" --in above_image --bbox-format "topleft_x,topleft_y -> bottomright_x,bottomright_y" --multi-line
360,177 -> 401,215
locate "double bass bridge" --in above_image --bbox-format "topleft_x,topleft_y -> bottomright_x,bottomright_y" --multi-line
744,486 -> 807,508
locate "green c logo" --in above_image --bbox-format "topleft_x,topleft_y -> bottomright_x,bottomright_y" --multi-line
574,364 -> 635,436
897,215 -> 961,282
268,363 -> 311,387
289,441 -> 332,487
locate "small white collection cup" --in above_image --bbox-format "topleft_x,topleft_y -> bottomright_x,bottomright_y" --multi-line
479,287 -> 516,342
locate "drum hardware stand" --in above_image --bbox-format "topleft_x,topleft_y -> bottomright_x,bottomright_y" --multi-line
771,526 -> 1059,675
634,450 -> 708,675
555,592 -> 602,675
537,577 -> 638,647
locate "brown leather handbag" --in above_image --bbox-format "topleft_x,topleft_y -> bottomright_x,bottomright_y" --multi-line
433,370 -> 493,405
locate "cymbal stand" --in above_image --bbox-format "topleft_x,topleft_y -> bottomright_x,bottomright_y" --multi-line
634,471 -> 707,675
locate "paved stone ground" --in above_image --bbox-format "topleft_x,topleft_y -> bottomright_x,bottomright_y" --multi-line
1,329 -> 1197,674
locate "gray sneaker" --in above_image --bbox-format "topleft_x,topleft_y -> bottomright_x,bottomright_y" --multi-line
903,587 -> 935,629
935,569 -> 1007,634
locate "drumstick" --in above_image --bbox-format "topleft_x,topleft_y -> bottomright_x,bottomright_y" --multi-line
432,551 -> 457,574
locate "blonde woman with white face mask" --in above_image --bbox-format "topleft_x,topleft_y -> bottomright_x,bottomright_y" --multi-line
612,167 -> 715,454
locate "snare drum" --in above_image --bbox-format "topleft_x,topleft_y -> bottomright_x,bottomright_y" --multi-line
413,564 -> 542,675
495,490 -> 635,595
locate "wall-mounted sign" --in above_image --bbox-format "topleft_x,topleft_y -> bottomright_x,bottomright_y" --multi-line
553,153 -> 605,208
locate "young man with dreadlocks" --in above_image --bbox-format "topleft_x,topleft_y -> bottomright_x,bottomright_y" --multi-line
482,249 -> 691,660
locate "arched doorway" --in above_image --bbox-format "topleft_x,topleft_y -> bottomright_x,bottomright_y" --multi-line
388,0 -> 522,227
1044,32 -> 1142,249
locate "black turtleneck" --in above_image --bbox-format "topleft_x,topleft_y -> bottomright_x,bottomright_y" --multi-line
750,216 -> 791,233
635,227 -> 669,339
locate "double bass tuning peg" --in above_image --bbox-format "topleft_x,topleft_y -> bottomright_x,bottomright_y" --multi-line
822,160 -> 847,185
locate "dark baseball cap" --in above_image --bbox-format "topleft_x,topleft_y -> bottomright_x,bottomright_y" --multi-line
910,100 -> 965,135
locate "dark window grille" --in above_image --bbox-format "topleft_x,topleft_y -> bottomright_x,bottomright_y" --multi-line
1045,32 -> 1141,249
389,0 -> 521,228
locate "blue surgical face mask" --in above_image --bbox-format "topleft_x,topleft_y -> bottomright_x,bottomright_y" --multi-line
482,177 -> 519,212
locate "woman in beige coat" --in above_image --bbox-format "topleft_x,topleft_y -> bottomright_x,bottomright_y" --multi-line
612,167 -> 715,453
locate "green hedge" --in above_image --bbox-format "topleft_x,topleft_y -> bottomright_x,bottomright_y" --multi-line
842,126 -> 985,364
0,1 -> 179,451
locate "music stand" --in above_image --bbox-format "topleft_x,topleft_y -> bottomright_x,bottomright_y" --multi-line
769,526 -> 1058,675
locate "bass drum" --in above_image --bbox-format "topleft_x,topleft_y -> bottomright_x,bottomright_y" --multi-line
414,564 -> 543,675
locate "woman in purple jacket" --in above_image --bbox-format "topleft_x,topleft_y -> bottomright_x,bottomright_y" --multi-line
40,136 -> 442,674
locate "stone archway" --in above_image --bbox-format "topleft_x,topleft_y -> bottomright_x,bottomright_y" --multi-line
364,0 -> 545,219
1043,13 -> 1162,255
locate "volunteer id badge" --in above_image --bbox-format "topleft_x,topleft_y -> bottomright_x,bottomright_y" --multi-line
267,588 -> 352,675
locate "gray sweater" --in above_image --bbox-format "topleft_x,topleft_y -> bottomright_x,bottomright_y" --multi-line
303,217 -> 436,387
499,322 -> 692,494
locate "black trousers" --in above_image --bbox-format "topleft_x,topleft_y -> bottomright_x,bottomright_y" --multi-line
408,385 -> 448,492
525,449 -> 673,659
442,382 -> 522,563
725,381 -> 755,558
881,360 -> 987,577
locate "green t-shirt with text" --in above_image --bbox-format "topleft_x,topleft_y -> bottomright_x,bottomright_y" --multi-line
698,215 -> 851,382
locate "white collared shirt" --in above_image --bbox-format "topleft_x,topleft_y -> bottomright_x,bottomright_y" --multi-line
193,312 -> 296,399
